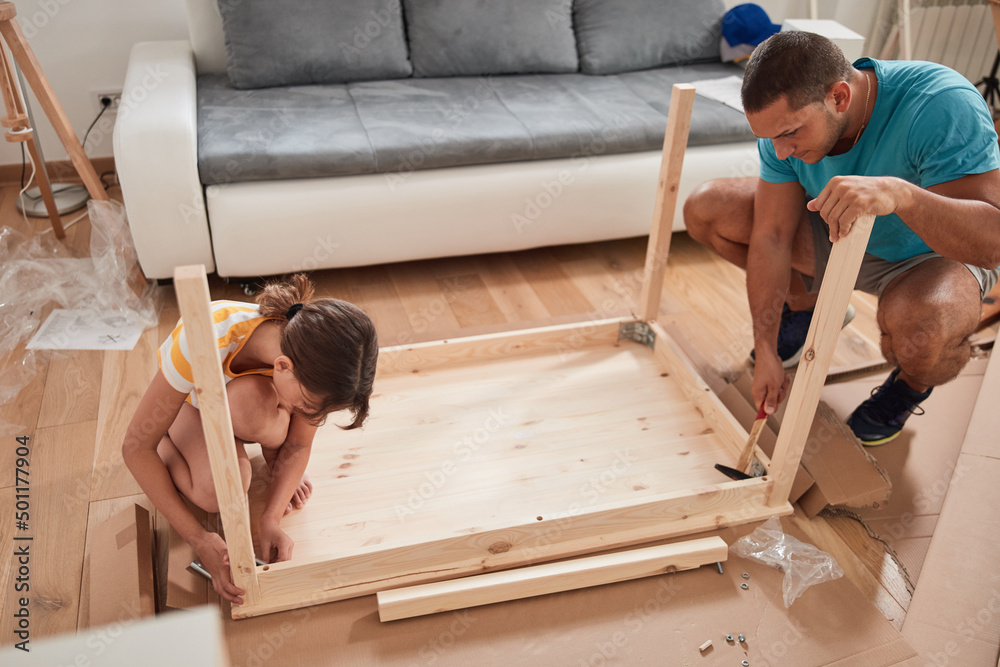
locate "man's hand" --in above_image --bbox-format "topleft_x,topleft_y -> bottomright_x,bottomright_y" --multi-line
194,532 -> 245,604
752,352 -> 790,416
259,516 -> 294,564
807,175 -> 907,241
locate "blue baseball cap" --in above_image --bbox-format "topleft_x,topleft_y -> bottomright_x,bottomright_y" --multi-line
722,3 -> 782,48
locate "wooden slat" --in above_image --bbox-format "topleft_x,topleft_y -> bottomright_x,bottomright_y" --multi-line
238,477 -> 783,618
768,215 -> 876,507
376,536 -> 728,621
638,84 -> 695,321
376,318 -> 628,375
172,265 -> 260,609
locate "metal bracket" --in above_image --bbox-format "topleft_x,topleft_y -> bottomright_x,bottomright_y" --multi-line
618,321 -> 656,349
749,459 -> 767,478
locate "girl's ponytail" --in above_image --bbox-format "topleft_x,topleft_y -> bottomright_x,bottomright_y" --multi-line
256,274 -> 316,321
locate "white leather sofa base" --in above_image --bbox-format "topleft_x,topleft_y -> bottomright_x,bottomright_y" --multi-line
206,143 -> 758,279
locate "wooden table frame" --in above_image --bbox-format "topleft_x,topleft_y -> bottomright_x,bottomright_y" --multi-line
173,85 -> 875,619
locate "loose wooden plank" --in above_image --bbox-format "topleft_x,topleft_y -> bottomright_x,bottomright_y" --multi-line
172,265 -> 260,609
638,84 -> 695,322
768,215 -> 876,506
376,536 -> 728,621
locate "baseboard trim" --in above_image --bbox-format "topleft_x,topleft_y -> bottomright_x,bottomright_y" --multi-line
0,156 -> 115,188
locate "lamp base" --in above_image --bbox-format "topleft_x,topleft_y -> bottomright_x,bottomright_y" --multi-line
16,184 -> 90,217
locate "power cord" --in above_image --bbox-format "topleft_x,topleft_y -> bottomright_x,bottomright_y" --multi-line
82,96 -> 112,150
18,97 -> 114,202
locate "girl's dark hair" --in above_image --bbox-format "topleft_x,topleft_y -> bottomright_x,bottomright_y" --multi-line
257,274 -> 378,429
741,31 -> 853,114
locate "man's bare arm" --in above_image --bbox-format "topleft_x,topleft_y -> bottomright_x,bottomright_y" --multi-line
748,178 -> 807,412
809,170 -> 1000,269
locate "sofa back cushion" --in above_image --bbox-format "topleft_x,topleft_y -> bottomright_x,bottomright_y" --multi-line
574,0 -> 725,75
403,0 -> 578,77
217,0 -> 412,89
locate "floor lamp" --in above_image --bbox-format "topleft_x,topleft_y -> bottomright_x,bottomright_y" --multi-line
0,1 -> 108,239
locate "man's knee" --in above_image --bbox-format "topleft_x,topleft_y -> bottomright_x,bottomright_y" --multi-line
879,261 -> 980,383
683,179 -> 724,240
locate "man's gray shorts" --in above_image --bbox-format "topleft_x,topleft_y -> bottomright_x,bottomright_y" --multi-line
808,211 -> 1000,300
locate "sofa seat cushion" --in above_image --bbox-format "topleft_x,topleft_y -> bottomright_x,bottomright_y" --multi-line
196,64 -> 753,186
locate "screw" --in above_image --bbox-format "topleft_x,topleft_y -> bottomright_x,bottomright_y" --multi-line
717,561 -> 724,574
726,634 -> 734,642
738,634 -> 746,643
741,582 -> 749,590
741,572 -> 750,579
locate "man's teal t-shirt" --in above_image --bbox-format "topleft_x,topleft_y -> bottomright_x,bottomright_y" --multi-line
758,58 -> 1000,262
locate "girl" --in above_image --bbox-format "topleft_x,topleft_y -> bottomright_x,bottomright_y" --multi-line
123,274 -> 378,604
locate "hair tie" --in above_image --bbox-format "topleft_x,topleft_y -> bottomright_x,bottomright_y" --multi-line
286,303 -> 304,320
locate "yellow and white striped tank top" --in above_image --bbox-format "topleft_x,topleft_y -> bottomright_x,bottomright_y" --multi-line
158,300 -> 274,408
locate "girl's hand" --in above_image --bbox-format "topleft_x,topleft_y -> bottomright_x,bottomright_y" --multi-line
194,532 -> 245,604
259,517 -> 295,564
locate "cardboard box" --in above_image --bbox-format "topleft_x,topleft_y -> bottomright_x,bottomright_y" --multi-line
725,371 -> 891,516
88,504 -> 156,628
782,18 -> 866,61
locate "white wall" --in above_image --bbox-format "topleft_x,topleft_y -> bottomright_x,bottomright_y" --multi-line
0,0 -> 886,167
1,0 -> 188,166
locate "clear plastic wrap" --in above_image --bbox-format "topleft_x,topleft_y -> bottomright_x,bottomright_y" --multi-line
730,515 -> 844,607
0,200 -> 159,425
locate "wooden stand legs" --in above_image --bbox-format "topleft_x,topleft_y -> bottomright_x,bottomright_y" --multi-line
0,1 -> 108,239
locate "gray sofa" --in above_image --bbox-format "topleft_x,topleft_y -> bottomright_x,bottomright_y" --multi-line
115,0 -> 757,280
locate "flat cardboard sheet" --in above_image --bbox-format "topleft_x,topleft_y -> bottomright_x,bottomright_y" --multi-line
821,356 -> 987,582
900,348 -> 1000,665
219,519 -> 919,666
87,504 -> 155,628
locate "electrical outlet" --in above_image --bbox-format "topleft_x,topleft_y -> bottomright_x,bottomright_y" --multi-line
92,90 -> 122,114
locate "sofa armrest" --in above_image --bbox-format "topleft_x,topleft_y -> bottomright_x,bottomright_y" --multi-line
114,40 -> 215,279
